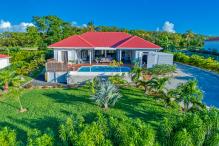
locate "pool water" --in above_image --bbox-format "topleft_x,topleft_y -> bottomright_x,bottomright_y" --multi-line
78,66 -> 131,72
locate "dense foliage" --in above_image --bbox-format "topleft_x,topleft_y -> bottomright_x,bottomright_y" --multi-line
174,52 -> 219,73
1,108 -> 219,146
0,15 -> 207,50
0,49 -> 47,92
147,64 -> 176,75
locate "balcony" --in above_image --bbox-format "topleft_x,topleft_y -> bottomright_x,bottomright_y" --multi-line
46,59 -> 69,72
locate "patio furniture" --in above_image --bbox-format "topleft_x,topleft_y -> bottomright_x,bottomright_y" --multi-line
100,57 -> 112,63
95,58 -> 99,64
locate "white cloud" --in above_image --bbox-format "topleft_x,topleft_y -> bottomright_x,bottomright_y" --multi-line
162,21 -> 176,33
71,21 -> 87,28
0,19 -> 34,32
82,24 -> 87,28
0,20 -> 11,30
71,21 -> 78,26
13,22 -> 34,32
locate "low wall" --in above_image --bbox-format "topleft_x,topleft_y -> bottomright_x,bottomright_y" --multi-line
67,71 -> 130,84
46,72 -> 68,83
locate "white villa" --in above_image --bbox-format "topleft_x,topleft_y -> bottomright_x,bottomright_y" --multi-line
0,54 -> 10,70
46,32 -> 173,83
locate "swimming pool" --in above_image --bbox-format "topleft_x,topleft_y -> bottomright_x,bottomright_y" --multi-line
78,66 -> 131,72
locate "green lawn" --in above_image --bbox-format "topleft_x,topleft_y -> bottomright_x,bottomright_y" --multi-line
0,86 -> 180,143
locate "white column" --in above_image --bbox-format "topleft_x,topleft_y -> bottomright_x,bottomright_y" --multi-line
105,50 -> 107,58
119,50 -> 122,61
89,50 -> 92,64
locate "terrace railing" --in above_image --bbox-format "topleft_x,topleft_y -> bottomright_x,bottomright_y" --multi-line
46,59 -> 69,72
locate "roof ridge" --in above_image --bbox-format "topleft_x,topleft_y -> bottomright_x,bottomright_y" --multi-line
116,36 -> 136,47
48,35 -> 78,47
77,35 -> 94,47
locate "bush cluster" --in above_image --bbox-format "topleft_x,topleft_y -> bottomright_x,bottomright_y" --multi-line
2,109 -> 219,146
159,108 -> 219,146
174,52 -> 219,73
147,64 -> 176,75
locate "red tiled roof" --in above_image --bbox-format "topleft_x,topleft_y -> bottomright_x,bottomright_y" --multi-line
49,35 -> 94,48
116,36 -> 160,48
205,37 -> 219,41
0,54 -> 10,58
81,32 -> 132,47
49,32 -> 161,49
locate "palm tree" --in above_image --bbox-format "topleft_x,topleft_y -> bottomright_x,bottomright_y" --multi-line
0,71 -> 16,92
175,80 -> 203,111
130,65 -> 143,84
137,80 -> 150,93
87,21 -> 95,32
90,80 -> 122,109
147,77 -> 169,95
10,77 -> 27,112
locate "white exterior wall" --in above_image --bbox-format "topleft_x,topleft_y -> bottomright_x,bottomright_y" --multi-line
133,51 -> 173,68
0,58 -> 10,69
54,49 -> 79,62
157,54 -> 173,65
204,41 -> 219,52
147,52 -> 156,68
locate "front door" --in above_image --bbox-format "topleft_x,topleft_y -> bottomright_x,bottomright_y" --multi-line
81,50 -> 88,61
61,51 -> 68,63
142,54 -> 148,66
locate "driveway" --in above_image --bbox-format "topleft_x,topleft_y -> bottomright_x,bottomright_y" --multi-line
167,63 -> 219,107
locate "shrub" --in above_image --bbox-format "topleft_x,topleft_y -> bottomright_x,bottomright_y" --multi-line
86,77 -> 102,95
174,52 -> 219,73
58,113 -> 156,146
147,64 -> 176,75
109,117 -> 156,146
27,129 -> 54,146
59,117 -> 78,145
109,74 -> 127,85
109,60 -> 123,67
172,129 -> 193,146
0,127 -> 19,146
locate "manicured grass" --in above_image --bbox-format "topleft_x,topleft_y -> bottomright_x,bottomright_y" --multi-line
0,86 -> 180,142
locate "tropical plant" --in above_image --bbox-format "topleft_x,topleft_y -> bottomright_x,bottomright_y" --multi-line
6,75 -> 28,112
130,65 -> 143,83
147,77 -> 169,95
174,80 -> 203,111
0,127 -> 19,146
159,117 -> 174,145
109,74 -> 127,85
202,108 -> 219,146
90,80 -> 122,109
109,60 -> 123,67
174,52 -> 219,73
172,129 -> 193,146
59,117 -> 79,145
0,71 -> 16,92
86,77 -> 102,95
9,88 -> 27,112
136,80 -> 150,93
27,129 -> 54,146
147,64 -> 176,75
109,117 -> 156,146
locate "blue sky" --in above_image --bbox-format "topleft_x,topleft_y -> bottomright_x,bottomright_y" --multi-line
0,0 -> 218,35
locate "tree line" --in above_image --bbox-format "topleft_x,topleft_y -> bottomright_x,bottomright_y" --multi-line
0,16 -> 207,50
